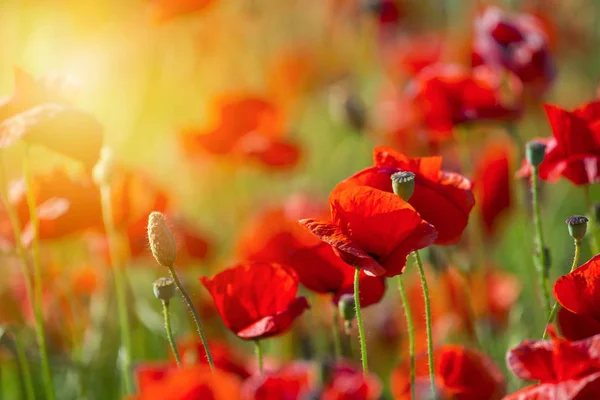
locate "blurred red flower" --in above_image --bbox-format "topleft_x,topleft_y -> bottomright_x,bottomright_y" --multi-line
237,198 -> 386,307
505,326 -> 600,399
11,169 -> 103,244
149,0 -> 214,23
381,34 -> 445,77
241,360 -> 381,400
176,338 -> 251,378
516,102 -> 600,185
180,94 -> 300,169
300,185 -> 437,277
391,345 -> 505,399
200,262 -> 309,340
472,6 -> 555,95
408,63 -> 523,141
0,69 -> 102,169
474,139 -> 514,238
133,363 -> 241,400
330,146 -> 474,245
554,254 -> 600,324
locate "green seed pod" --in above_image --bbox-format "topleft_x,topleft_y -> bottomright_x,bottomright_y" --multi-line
565,215 -> 589,241
153,277 -> 175,304
391,171 -> 416,201
526,141 -> 547,167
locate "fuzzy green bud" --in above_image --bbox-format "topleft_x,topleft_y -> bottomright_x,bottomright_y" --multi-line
338,293 -> 356,334
148,212 -> 177,267
566,215 -> 589,241
526,141 -> 547,167
153,277 -> 175,304
391,171 -> 416,201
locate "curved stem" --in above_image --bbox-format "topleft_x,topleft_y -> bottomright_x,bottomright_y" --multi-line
99,184 -> 133,393
414,251 -> 436,397
543,239 -> 582,339
397,276 -> 415,400
14,332 -> 35,400
23,152 -> 56,400
254,340 -> 263,375
531,166 -> 551,315
167,266 -> 214,371
353,268 -> 368,374
332,308 -> 342,360
162,301 -> 181,366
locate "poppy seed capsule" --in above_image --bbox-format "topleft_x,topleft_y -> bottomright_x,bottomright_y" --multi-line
391,171 -> 416,201
153,277 -> 175,303
147,212 -> 177,267
565,215 -> 588,240
525,141 -> 547,167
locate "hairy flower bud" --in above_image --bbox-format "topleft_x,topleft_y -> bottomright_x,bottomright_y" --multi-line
148,212 -> 177,267
153,277 -> 175,304
338,293 -> 356,334
391,171 -> 416,201
566,215 -> 589,241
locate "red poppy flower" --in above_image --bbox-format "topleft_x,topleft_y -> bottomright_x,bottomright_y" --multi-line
11,169 -> 103,244
237,199 -> 386,307
330,146 -> 474,245
557,307 -> 600,341
472,6 -> 555,95
391,345 -> 505,399
516,102 -> 600,185
505,326 -> 600,399
241,361 -> 313,400
176,338 -> 251,379
381,34 -> 444,77
408,63 -> 523,140
300,185 -> 437,277
321,362 -> 382,400
180,94 -> 300,169
149,0 -> 215,23
133,363 -> 241,400
200,262 -> 309,340
554,254 -> 600,322
474,139 -> 514,238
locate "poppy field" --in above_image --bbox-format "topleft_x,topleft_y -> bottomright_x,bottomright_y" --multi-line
2,0 -> 600,399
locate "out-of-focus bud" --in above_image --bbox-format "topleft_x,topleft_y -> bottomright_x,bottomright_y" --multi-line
329,81 -> 367,132
153,277 -> 175,304
338,293 -> 356,334
526,141 -> 546,168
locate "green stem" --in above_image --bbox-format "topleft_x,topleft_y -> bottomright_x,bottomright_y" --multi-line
14,333 -> 35,400
332,308 -> 342,360
584,185 -> 600,255
22,152 -> 55,400
254,340 -> 263,375
99,184 -> 133,394
353,268 -> 368,374
167,266 -> 214,371
397,276 -> 415,400
414,251 -> 436,398
161,301 -> 181,366
543,239 -> 582,339
531,166 -> 551,315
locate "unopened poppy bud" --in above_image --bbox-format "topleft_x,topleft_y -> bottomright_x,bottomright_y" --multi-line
391,171 -> 416,201
565,215 -> 588,241
525,141 -> 547,167
148,212 -> 177,267
338,293 -> 356,334
153,277 -> 175,304
92,146 -> 115,186
542,246 -> 551,270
